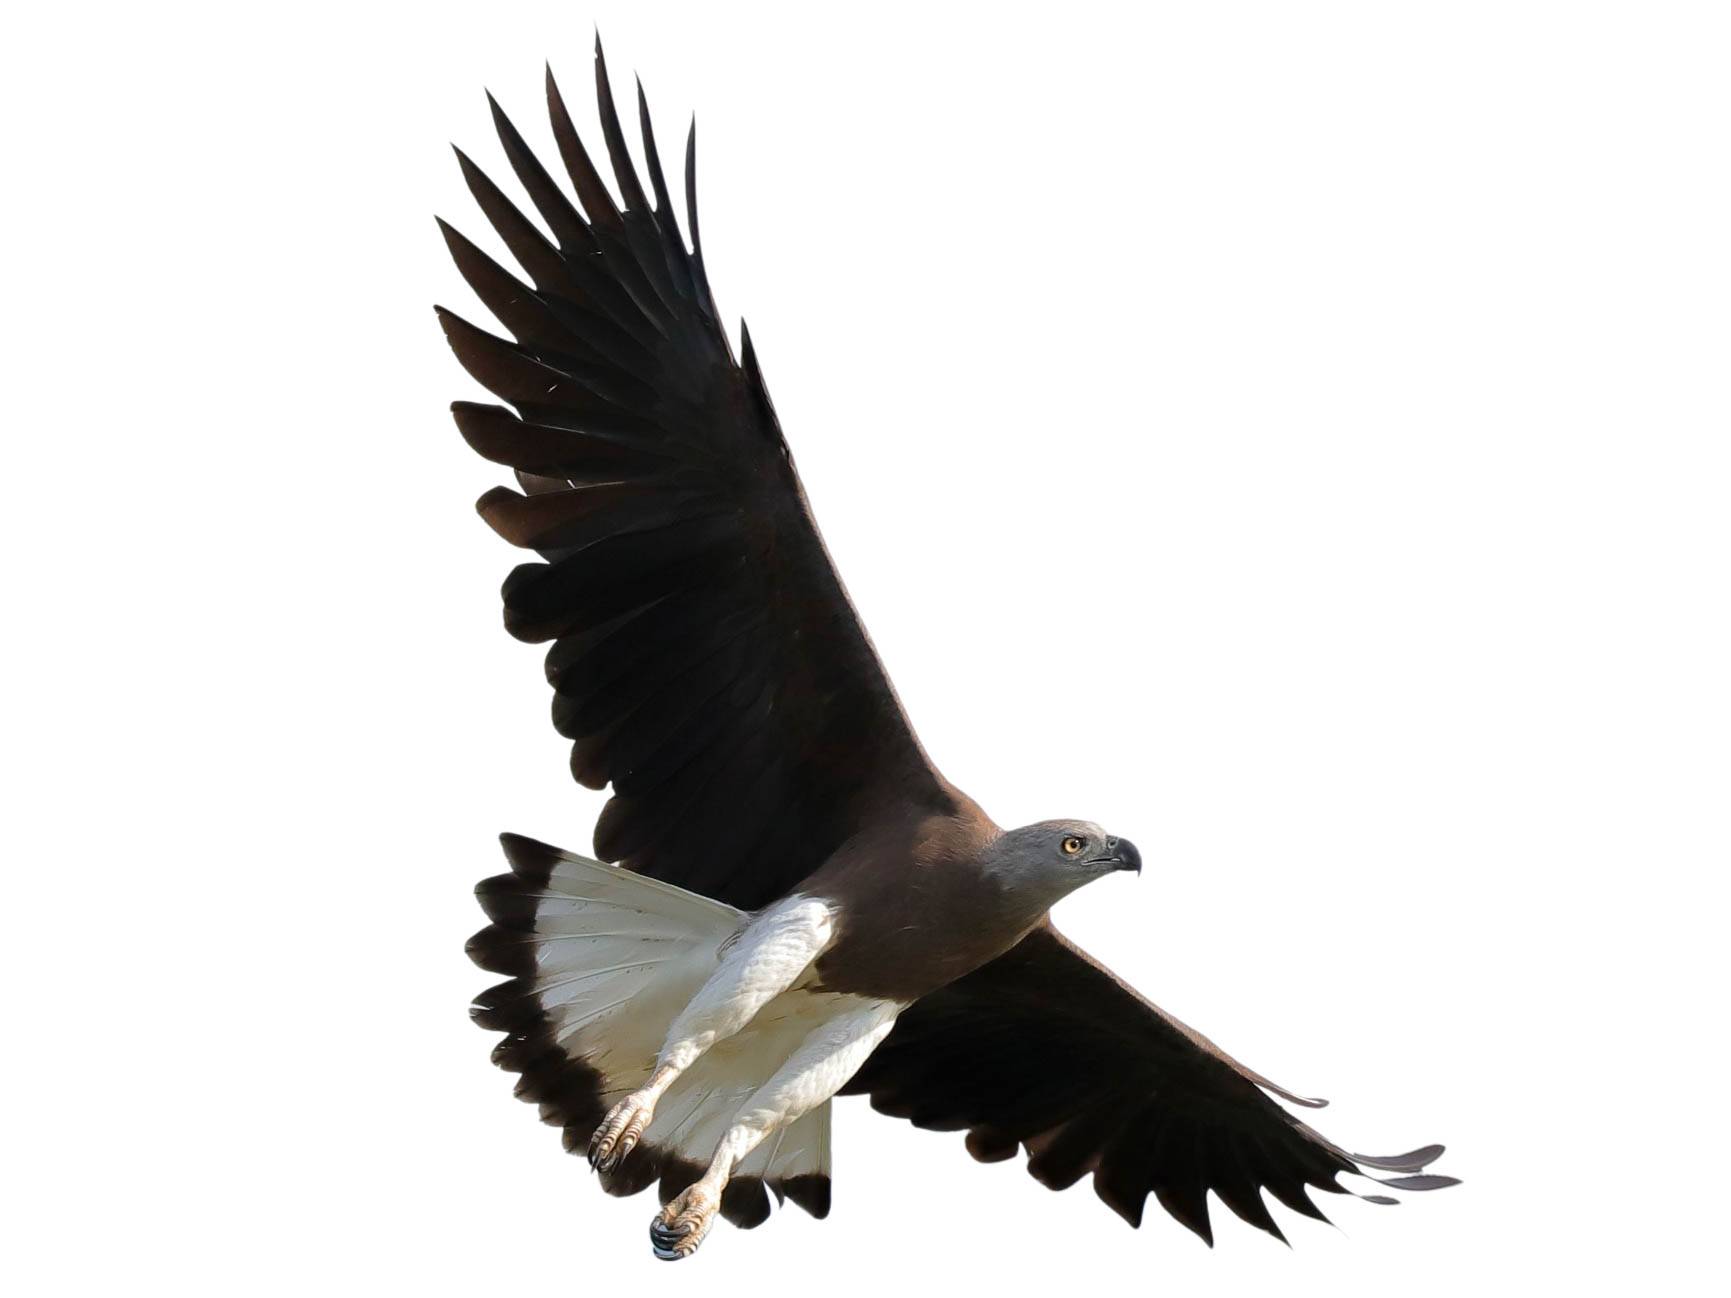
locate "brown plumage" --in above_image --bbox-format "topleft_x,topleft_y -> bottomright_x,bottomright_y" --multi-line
443,37 -> 1457,1250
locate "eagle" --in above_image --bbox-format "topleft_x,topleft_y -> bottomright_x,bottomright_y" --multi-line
440,38 -> 1457,1262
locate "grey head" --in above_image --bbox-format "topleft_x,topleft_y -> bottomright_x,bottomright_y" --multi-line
976,819 -> 1141,918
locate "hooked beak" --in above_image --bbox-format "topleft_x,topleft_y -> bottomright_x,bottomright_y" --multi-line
1094,836 -> 1141,875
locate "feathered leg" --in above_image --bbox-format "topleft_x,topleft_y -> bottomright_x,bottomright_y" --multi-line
589,896 -> 836,1171
650,998 -> 901,1260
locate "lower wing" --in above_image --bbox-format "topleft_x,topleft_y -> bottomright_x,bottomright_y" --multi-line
843,923 -> 1457,1244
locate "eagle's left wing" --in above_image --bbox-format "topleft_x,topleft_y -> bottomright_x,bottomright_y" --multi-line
843,924 -> 1457,1244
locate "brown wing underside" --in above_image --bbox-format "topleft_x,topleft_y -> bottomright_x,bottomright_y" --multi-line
843,924 -> 1457,1244
439,40 -> 944,910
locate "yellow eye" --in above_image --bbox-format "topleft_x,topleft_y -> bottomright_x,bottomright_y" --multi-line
1061,835 -> 1086,856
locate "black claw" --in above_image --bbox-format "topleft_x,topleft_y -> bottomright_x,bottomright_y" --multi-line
588,1138 -> 612,1172
649,1219 -> 688,1260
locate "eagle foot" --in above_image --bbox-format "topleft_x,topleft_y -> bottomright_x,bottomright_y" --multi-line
649,1183 -> 719,1261
589,1092 -> 655,1173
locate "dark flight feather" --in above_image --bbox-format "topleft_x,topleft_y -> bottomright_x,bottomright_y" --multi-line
486,91 -> 595,255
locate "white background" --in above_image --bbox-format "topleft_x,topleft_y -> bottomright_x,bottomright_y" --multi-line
7,2 -> 1728,1293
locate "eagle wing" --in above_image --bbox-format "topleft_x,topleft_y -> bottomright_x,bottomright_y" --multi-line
844,924 -> 1457,1243
438,41 -> 945,910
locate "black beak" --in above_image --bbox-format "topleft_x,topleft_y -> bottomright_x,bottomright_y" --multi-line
1106,836 -> 1141,875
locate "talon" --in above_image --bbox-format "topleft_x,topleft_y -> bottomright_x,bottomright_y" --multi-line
650,1184 -> 718,1260
589,1092 -> 656,1173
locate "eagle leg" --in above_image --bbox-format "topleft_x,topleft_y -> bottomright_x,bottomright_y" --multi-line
650,1182 -> 720,1260
592,896 -> 838,1175
648,997 -> 901,1260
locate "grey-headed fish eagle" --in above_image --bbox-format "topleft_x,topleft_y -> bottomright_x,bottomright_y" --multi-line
439,37 -> 1458,1262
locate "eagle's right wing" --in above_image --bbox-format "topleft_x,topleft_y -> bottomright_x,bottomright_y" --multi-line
438,41 -> 949,911
844,924 -> 1458,1244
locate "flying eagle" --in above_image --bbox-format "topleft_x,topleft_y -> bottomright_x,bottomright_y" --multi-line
440,39 -> 1457,1261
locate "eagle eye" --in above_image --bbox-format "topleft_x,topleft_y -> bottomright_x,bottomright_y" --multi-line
1060,835 -> 1086,856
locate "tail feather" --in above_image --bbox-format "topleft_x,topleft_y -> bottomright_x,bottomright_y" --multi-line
469,833 -> 834,1225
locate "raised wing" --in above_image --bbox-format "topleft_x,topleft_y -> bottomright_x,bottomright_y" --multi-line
844,925 -> 1457,1244
438,41 -> 944,909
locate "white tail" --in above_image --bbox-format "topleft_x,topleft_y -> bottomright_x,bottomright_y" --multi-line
468,834 -> 834,1223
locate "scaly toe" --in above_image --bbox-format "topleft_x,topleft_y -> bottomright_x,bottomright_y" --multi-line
586,1120 -> 618,1172
650,1188 -> 717,1261
588,1095 -> 654,1173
